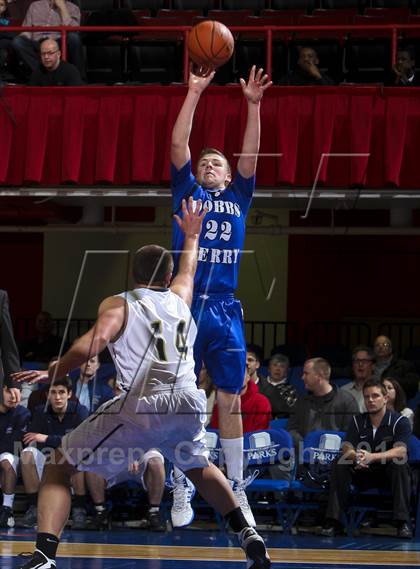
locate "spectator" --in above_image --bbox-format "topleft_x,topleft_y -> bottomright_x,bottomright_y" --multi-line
246,344 -> 265,385
0,0 -> 12,80
322,379 -> 413,539
279,46 -> 335,86
288,357 -> 359,448
340,346 -> 375,413
109,451 -> 166,532
258,354 -> 297,419
72,354 -> 114,414
19,376 -> 89,529
373,335 -> 419,400
0,385 -> 30,528
391,49 -> 420,86
0,290 -> 21,404
27,357 -> 78,413
29,37 -> 83,85
20,311 -> 64,363
382,377 -> 414,428
211,367 -> 272,434
11,0 -> 83,78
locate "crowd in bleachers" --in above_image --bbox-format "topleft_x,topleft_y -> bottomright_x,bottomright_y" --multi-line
1,301 -> 420,536
1,0 -> 420,85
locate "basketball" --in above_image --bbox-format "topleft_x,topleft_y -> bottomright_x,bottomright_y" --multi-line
188,20 -> 234,70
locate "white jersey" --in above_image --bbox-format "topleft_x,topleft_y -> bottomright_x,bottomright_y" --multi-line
108,287 -> 197,397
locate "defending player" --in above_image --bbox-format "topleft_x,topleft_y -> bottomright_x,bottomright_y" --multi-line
14,198 -> 271,569
170,66 -> 271,527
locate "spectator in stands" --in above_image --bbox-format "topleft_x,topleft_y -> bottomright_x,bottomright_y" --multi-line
382,377 -> 414,428
19,376 -> 89,528
288,357 -> 358,447
391,49 -> 420,86
20,311 -> 64,363
373,335 -> 419,400
0,0 -> 13,80
279,46 -> 335,86
0,290 -> 21,404
258,353 -> 297,419
322,378 -> 413,539
246,344 -> 265,385
340,346 -> 375,413
29,37 -> 83,85
72,354 -> 113,414
11,0 -> 83,78
0,385 -> 30,528
210,367 -> 272,434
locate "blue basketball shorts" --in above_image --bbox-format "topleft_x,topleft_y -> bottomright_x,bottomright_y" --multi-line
191,294 -> 246,394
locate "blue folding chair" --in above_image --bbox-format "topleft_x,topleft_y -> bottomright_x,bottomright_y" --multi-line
243,429 -> 294,527
288,430 -> 345,531
270,418 -> 288,431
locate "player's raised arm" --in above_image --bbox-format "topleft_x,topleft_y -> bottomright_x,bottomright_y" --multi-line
170,197 -> 207,306
237,65 -> 272,179
171,69 -> 215,171
49,296 -> 127,381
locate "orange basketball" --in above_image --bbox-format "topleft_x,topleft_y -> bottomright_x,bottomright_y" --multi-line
188,20 -> 234,70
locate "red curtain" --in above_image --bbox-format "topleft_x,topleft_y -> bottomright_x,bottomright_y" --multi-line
1,85 -> 420,188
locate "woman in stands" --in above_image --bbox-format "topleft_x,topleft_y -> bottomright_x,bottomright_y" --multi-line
382,377 -> 414,428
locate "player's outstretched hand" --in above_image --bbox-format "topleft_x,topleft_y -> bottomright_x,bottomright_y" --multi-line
188,63 -> 216,94
240,65 -> 272,104
174,196 -> 208,238
10,369 -> 49,385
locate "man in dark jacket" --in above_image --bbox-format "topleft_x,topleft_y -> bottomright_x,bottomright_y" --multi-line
20,376 -> 88,528
322,379 -> 413,539
29,38 -> 83,86
0,289 -> 21,404
279,46 -> 335,86
373,335 -> 419,400
0,386 -> 30,528
288,357 -> 359,448
258,354 -> 297,419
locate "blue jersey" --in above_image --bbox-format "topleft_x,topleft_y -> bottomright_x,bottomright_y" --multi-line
171,160 -> 255,295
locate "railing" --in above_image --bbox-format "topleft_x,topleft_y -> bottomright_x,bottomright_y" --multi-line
15,316 -> 420,359
6,23 -> 420,82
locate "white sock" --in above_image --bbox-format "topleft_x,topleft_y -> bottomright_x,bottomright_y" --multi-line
220,437 -> 244,481
173,465 -> 185,481
3,493 -> 14,508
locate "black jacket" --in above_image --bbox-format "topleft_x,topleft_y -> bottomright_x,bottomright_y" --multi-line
0,404 -> 30,454
0,290 -> 20,398
28,399 -> 89,450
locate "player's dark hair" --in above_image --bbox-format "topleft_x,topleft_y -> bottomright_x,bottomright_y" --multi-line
132,245 -> 174,286
49,375 -> 72,392
363,378 -> 387,396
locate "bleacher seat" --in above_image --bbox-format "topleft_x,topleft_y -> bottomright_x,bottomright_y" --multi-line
286,430 -> 344,531
207,9 -> 254,26
271,0 -> 315,12
172,0 -> 216,10
270,417 -> 289,431
320,0 -> 367,9
260,8 -> 306,24
121,0 -> 165,13
129,15 -> 185,83
243,429 -> 294,526
157,8 -> 201,23
364,7 -> 411,21
222,0 -> 265,13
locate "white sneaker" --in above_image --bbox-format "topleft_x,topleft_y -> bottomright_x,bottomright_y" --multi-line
230,474 -> 257,528
237,527 -> 271,569
169,471 -> 196,528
